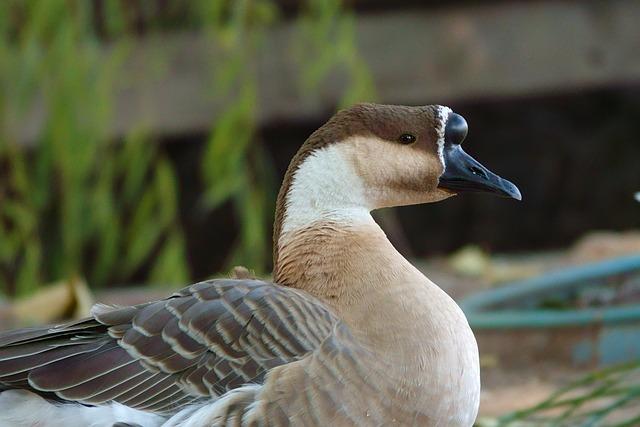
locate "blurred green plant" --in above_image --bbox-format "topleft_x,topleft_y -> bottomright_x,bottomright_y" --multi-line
197,0 -> 374,273
0,0 -> 374,296
0,1 -> 189,295
195,0 -> 276,273
295,0 -> 375,108
484,362 -> 640,427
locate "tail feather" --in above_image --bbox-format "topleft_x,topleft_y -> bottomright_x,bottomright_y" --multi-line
0,319 -> 102,347
0,317 -> 110,400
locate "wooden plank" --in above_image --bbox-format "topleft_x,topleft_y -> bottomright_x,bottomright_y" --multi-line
10,0 -> 640,145
362,0 -> 640,103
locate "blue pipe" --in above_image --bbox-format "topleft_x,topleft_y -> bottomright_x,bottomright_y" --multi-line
460,254 -> 640,329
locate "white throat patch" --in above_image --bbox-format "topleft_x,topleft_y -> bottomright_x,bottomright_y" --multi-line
434,106 -> 452,168
281,142 -> 374,235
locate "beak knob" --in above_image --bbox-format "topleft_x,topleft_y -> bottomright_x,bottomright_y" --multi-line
438,112 -> 522,201
445,113 -> 468,145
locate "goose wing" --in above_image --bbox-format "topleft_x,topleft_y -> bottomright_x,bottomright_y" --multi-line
0,279 -> 337,415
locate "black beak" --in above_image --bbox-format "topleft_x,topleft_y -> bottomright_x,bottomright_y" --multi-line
437,113 -> 522,200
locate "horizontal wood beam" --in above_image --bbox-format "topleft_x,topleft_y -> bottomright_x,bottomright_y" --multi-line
363,0 -> 640,104
11,0 -> 640,145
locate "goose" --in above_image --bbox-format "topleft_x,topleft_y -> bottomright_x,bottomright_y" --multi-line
0,103 -> 521,427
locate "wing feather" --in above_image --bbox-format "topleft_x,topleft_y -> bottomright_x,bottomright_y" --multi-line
118,375 -> 178,408
0,278 -> 338,415
29,341 -> 133,390
56,359 -> 143,400
111,373 -> 170,405
80,369 -> 154,402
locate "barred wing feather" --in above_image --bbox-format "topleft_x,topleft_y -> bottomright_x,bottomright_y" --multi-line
0,279 -> 337,415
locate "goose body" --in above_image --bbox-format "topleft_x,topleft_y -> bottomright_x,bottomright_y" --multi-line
0,104 -> 520,426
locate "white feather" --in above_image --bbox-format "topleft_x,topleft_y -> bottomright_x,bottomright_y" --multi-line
281,142 -> 373,235
434,105 -> 451,168
0,390 -> 164,427
162,385 -> 261,427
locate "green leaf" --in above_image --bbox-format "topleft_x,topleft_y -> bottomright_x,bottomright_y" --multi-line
15,239 -> 41,296
149,230 -> 189,287
122,189 -> 163,276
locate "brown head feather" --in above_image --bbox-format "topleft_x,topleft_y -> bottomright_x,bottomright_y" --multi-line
272,103 -> 446,271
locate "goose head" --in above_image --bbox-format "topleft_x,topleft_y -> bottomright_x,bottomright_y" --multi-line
275,103 -> 520,240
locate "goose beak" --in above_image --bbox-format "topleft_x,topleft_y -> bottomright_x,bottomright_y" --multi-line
438,145 -> 522,200
437,113 -> 522,200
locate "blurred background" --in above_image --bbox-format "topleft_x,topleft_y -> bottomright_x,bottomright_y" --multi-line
1,0 -> 640,425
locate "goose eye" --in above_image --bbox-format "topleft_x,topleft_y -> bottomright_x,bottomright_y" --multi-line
398,133 -> 416,144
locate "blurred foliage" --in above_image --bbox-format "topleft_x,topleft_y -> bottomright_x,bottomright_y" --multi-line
487,362 -> 640,427
197,0 -> 275,272
295,0 -> 375,108
199,0 -> 374,272
0,1 -> 189,295
0,0 -> 374,296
